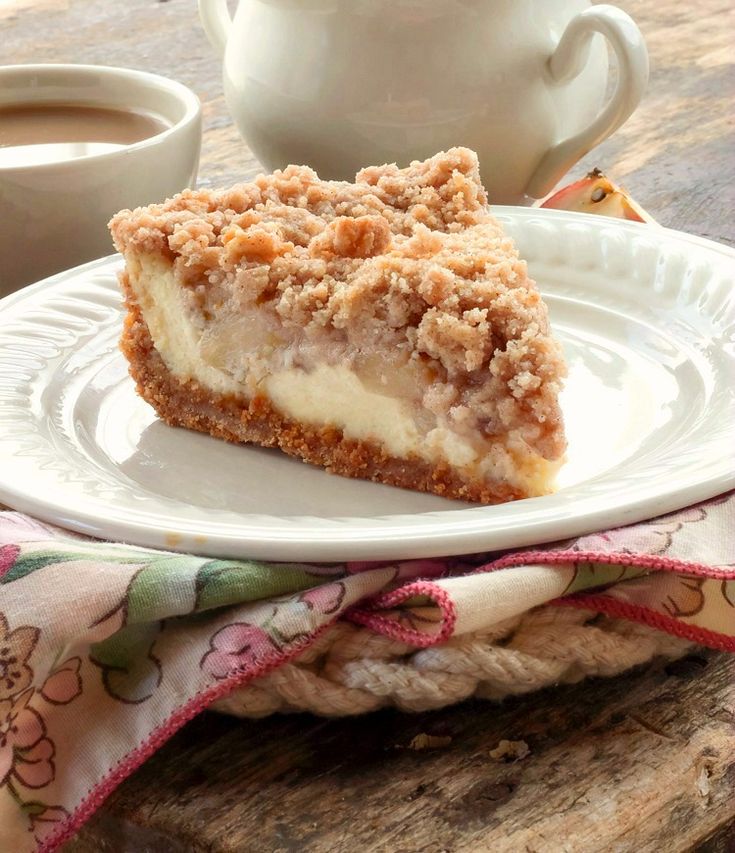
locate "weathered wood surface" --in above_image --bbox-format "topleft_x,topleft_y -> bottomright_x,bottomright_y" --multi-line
2,0 -> 734,850
2,0 -> 733,244
68,651 -> 735,853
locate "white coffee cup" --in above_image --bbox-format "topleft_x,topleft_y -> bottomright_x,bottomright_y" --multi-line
199,0 -> 647,205
0,64 -> 201,296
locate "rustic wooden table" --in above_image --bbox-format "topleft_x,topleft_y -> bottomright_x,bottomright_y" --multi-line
3,1 -> 734,850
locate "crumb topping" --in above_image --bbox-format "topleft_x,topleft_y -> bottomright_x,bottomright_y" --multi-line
110,148 -> 565,459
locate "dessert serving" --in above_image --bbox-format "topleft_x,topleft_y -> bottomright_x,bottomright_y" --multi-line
109,148 -> 566,504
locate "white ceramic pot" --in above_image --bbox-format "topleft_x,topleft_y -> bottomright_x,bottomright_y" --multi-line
199,0 -> 648,204
0,64 -> 201,295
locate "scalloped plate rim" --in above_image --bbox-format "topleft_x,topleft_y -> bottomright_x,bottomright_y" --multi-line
0,206 -> 733,560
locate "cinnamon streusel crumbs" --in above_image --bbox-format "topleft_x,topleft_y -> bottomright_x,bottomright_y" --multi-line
110,148 -> 566,464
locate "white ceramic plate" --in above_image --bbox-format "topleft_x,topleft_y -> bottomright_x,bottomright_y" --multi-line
0,208 -> 733,560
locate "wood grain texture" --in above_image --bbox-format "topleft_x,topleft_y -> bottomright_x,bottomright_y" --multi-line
67,652 -> 734,853
2,0 -> 733,850
2,0 -> 732,241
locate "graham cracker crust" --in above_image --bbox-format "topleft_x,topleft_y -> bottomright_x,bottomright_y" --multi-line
120,273 -> 524,505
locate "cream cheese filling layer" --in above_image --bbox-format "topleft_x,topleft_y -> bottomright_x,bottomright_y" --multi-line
125,252 -> 558,494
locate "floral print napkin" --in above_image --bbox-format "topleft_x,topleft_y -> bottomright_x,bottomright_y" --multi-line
0,492 -> 733,852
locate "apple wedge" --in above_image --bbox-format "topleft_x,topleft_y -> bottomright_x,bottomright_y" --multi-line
539,168 -> 656,224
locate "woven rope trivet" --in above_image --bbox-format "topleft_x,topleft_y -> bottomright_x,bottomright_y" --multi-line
213,606 -> 693,718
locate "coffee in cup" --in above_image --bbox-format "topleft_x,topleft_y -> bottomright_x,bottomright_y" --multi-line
0,64 -> 201,296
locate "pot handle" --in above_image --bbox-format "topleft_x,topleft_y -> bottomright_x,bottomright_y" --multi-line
525,4 -> 648,199
198,0 -> 235,58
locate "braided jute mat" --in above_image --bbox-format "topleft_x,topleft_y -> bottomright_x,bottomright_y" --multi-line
213,606 -> 693,718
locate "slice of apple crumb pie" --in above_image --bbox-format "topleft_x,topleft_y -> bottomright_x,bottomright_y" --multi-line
109,147 -> 566,504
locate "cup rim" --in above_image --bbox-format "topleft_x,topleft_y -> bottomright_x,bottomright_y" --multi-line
0,63 -> 201,174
